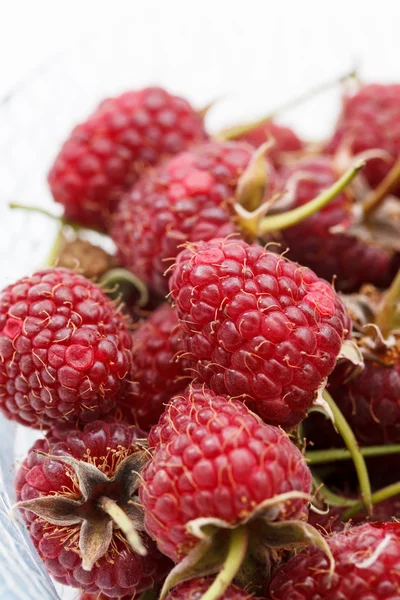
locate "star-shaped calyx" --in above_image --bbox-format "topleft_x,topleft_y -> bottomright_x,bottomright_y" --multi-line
14,445 -> 149,571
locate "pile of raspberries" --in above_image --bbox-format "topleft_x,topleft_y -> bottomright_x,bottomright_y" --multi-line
3,83 -> 400,600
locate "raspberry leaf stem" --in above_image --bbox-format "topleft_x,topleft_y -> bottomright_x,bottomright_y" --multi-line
254,160 -> 365,236
97,496 -> 147,556
306,444 -> 400,464
322,389 -> 372,514
199,527 -> 249,600
375,268 -> 400,338
312,476 -> 357,508
363,157 -> 400,215
343,481 -> 400,520
99,267 -> 149,307
216,69 -> 358,141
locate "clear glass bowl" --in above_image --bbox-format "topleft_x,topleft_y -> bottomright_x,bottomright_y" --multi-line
0,25 -> 348,599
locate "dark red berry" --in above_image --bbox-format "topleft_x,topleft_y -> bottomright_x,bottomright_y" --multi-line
48,87 -> 208,227
0,268 -> 132,428
237,119 -> 304,167
117,303 -> 188,431
15,420 -> 171,598
278,156 -> 397,291
111,141 -> 278,296
269,522 -> 400,599
327,83 -> 400,190
169,237 -> 351,427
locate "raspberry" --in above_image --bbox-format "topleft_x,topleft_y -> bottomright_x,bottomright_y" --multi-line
278,156 -> 397,291
117,303 -> 188,431
169,237 -> 351,427
329,359 -> 400,444
111,141 -> 278,296
269,522 -> 400,599
308,497 -> 400,534
327,84 -> 400,189
48,87 -> 208,227
15,420 -> 171,598
236,119 -> 304,167
0,268 -> 132,428
164,578 -> 257,600
141,385 -> 312,562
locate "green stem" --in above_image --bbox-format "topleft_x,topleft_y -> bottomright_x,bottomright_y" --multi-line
307,444 -> 400,464
363,157 -> 400,216
45,223 -> 65,266
99,268 -> 149,307
9,202 -> 103,234
343,481 -> 400,521
375,268 -> 400,338
255,160 -> 365,236
216,69 -> 357,140
322,390 -> 372,514
98,496 -> 147,556
312,476 -> 357,508
199,527 -> 249,600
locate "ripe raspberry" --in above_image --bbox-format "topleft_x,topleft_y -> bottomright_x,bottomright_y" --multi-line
111,141 -> 278,296
278,156 -> 397,291
15,420 -> 171,598
329,359 -> 400,444
48,87 -> 208,227
0,268 -> 132,428
308,496 -> 400,534
117,303 -> 188,431
269,522 -> 400,599
164,578 -> 257,600
236,119 -> 304,167
169,237 -> 351,427
141,385 -> 312,562
327,84 -> 400,189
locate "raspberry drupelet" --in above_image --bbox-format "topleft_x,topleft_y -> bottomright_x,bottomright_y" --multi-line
0,268 -> 132,428
48,87 -> 208,228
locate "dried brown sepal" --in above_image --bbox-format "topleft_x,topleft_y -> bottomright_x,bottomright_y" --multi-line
55,237 -> 119,280
13,446 -> 149,571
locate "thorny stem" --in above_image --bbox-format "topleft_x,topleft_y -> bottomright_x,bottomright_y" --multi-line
306,444 -> 400,464
363,157 -> 400,216
375,268 -> 400,338
343,481 -> 400,521
322,390 -> 372,514
251,160 -> 365,237
199,527 -> 249,600
97,496 -> 147,556
216,69 -> 358,140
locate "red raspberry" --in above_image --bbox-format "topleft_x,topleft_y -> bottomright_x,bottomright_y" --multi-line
327,84 -> 400,190
169,237 -> 351,427
111,141 -> 278,296
164,578 -> 257,600
117,303 -> 188,431
308,497 -> 400,534
269,522 -> 400,599
15,420 -> 171,598
141,385 -> 312,562
0,268 -> 132,428
48,87 -> 208,227
328,359 -> 400,444
278,156 -> 397,291
237,119 -> 304,167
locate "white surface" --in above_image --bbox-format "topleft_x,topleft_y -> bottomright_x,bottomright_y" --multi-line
1,2 -> 400,598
